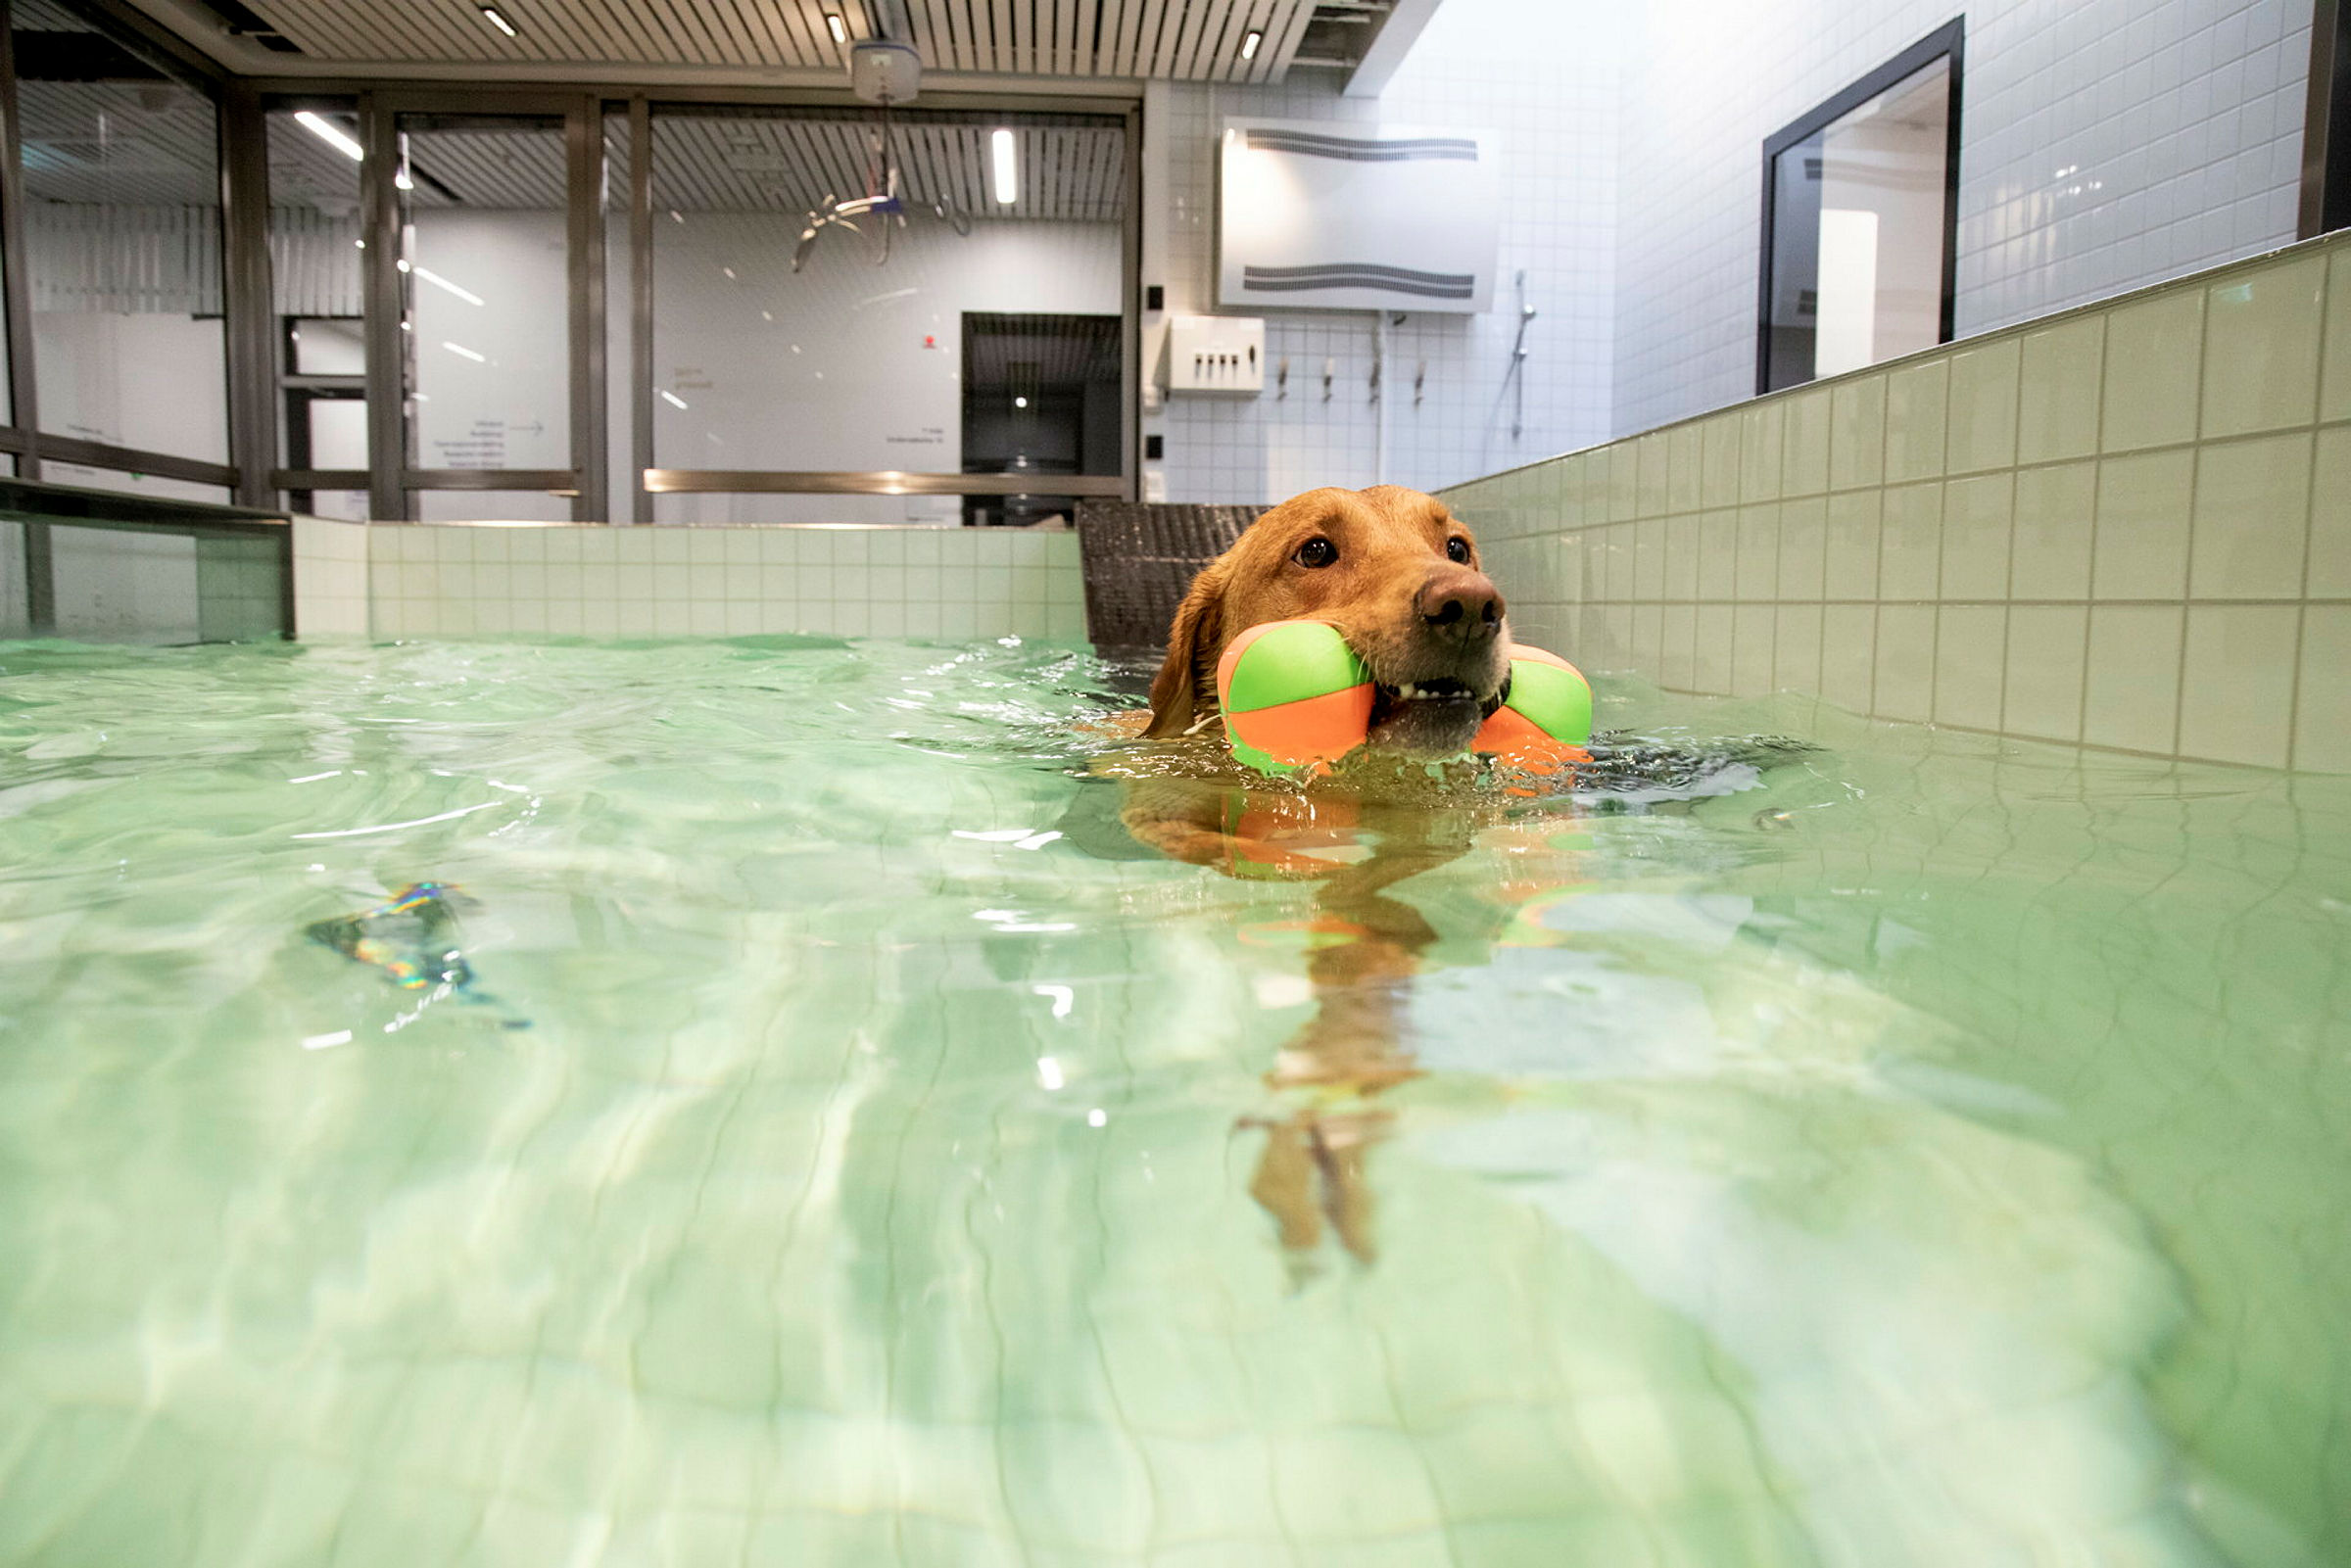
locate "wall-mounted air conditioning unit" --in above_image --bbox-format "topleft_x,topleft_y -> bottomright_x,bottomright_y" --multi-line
1217,119 -> 1501,315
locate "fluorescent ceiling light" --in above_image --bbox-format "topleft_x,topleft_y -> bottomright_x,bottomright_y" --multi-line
826,10 -> 847,43
294,110 -> 363,163
659,389 -> 690,409
1241,28 -> 1263,61
990,127 -> 1018,206
479,6 -> 517,37
442,341 -> 486,362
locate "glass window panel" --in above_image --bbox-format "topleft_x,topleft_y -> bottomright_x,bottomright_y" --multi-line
0,512 -> 25,637
1764,56 -> 1950,391
398,114 -> 569,476
306,396 -> 364,467
15,0 -> 225,459
289,316 -> 364,375
49,522 -> 199,642
648,107 -> 1126,506
267,100 -> 369,513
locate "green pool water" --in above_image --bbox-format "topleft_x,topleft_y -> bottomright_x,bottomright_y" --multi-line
1,636 -> 2346,1567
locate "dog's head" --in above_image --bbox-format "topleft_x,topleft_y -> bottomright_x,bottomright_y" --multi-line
1144,485 -> 1510,757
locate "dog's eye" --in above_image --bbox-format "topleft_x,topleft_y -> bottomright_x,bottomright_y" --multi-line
1294,538 -> 1337,569
1446,537 -> 1472,564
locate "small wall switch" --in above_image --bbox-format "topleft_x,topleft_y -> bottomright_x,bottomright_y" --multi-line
1166,315 -> 1265,396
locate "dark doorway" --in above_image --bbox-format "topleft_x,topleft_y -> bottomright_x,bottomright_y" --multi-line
960,312 -> 1121,527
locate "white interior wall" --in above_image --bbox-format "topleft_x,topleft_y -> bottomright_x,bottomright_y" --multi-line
1614,0 -> 2311,433
1149,0 -> 1622,506
649,215 -> 1121,525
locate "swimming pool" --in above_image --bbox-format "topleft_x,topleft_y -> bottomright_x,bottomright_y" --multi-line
2,634 -> 2345,1566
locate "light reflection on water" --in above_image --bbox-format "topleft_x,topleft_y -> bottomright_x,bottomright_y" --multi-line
0,636 -> 2343,1566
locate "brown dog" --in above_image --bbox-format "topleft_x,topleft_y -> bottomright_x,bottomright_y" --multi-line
1109,485 -> 1526,1271
1143,485 -> 1511,758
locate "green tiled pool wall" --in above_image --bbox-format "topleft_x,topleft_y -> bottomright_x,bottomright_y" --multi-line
295,522 -> 1087,641
1444,228 -> 2351,773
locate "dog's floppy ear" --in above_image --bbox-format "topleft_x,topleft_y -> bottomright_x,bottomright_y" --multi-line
1144,560 -> 1228,738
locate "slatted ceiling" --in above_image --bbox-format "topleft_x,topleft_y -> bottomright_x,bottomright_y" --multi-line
21,93 -> 1115,222
646,112 -> 1123,220
1262,0 -> 1319,84
264,110 -> 362,211
964,311 -> 1120,390
407,126 -> 568,206
1223,0 -> 1284,84
12,0 -> 90,29
235,0 -> 1316,78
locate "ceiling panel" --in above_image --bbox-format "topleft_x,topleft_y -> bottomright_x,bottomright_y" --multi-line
964,311 -> 1120,391
234,0 -> 1312,81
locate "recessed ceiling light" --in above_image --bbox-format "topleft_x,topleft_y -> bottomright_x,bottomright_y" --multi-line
293,110 -> 363,162
826,11 -> 847,43
479,6 -> 518,38
1241,28 -> 1263,61
990,126 -> 1018,206
1014,395 -> 1029,408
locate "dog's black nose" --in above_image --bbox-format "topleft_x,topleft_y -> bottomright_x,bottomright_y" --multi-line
1416,571 -> 1505,641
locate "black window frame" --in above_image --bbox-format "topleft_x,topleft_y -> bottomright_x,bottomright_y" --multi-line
1756,18 -> 1965,396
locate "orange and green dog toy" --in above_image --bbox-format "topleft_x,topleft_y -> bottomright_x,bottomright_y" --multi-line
1214,618 -> 1593,776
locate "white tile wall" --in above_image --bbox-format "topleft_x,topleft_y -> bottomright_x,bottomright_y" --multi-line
293,516 -> 370,639
1614,0 -> 2311,434
1445,227 -> 2351,775
351,525 -> 1085,642
1150,0 -> 1620,505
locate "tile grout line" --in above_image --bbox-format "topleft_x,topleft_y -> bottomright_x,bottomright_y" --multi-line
2284,259 -> 2328,771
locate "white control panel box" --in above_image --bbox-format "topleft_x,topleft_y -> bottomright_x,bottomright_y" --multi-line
1167,314 -> 1265,396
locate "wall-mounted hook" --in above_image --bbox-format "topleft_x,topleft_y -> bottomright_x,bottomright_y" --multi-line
1414,359 -> 1425,407
1322,357 -> 1334,403
1276,356 -> 1289,400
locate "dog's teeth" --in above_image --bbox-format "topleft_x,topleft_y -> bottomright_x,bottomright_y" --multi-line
1398,683 -> 1418,699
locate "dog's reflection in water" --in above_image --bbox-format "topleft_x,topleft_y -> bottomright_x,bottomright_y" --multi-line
1105,747 -> 1526,1275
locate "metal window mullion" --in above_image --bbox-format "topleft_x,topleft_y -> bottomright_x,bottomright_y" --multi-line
360,93 -> 408,520
222,79 -> 275,509
1121,103 -> 1138,497
0,2 -> 40,479
568,94 -> 607,522
631,96 -> 653,522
